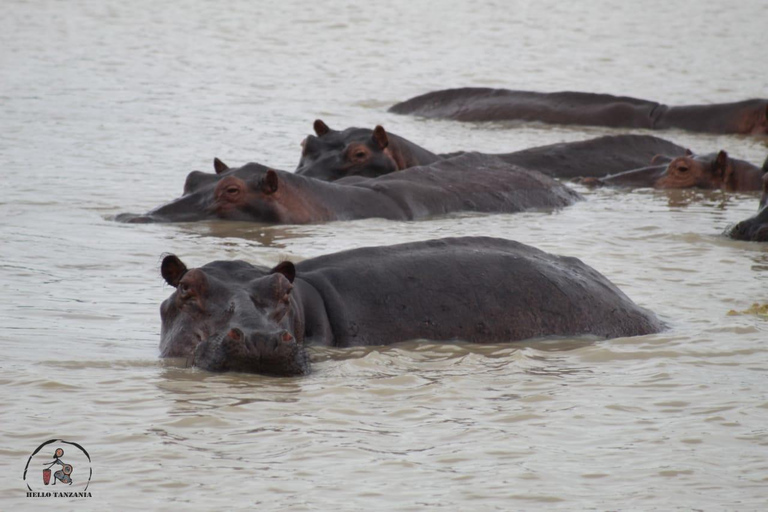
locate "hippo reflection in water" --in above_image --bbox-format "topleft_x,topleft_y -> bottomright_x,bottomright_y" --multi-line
727,174 -> 768,242
159,237 -> 665,376
579,150 -> 767,192
294,119 -> 689,182
115,153 -> 581,224
389,88 -> 768,136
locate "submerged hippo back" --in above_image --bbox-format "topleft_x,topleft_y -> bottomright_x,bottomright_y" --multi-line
295,237 -> 663,347
390,88 -> 661,128
357,152 -> 582,218
494,134 -> 688,179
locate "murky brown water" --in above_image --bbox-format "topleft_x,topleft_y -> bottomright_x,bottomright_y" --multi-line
1,0 -> 767,510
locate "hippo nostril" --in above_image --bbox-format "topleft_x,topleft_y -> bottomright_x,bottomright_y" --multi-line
227,328 -> 243,342
281,331 -> 294,343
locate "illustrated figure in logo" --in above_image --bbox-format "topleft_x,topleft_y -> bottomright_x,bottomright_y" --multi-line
42,447 -> 73,485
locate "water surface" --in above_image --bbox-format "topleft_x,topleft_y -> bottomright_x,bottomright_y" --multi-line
1,0 -> 767,510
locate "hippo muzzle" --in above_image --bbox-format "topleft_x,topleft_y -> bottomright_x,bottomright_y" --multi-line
193,328 -> 310,376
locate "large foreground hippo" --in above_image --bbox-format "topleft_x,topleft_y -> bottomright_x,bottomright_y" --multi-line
727,174 -> 768,242
115,153 -> 581,224
294,118 -> 687,181
159,237 -> 664,376
580,151 -> 766,191
389,88 -> 768,135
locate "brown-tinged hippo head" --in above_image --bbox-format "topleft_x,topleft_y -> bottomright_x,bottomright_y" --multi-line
116,160 -> 316,224
295,120 -> 403,181
159,255 -> 310,376
654,150 -> 754,191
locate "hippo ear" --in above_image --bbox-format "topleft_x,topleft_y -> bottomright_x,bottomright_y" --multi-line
213,157 -> 230,174
161,255 -> 188,287
271,261 -> 296,283
262,170 -> 279,194
714,150 -> 729,174
685,148 -> 693,156
314,119 -> 331,137
372,125 -> 389,150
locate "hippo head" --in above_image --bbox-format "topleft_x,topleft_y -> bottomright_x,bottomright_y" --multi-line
654,150 -> 735,190
116,160 -> 297,224
159,255 -> 310,376
295,120 -> 401,181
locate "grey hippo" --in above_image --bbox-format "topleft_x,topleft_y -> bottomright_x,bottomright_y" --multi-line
389,88 -> 768,136
159,237 -> 665,376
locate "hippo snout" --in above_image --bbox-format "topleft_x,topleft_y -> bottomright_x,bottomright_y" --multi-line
193,328 -> 309,376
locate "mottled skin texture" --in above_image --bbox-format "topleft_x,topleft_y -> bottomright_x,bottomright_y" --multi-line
115,153 -> 582,224
390,88 -> 768,135
579,151 -> 765,191
727,173 -> 768,242
159,237 -> 665,376
295,120 -> 441,181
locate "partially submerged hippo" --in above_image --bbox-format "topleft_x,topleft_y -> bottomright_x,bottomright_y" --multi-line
579,151 -> 766,191
296,118 -> 687,181
489,134 -> 687,180
159,237 -> 664,376
115,153 -> 581,224
295,120 -> 440,181
389,88 -> 768,135
727,174 -> 768,242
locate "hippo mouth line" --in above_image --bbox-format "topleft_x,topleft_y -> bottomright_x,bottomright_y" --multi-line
191,330 -> 310,376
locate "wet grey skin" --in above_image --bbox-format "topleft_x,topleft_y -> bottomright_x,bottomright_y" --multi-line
727,173 -> 768,242
115,153 -> 583,225
296,118 -> 690,182
159,237 -> 665,377
389,88 -> 768,135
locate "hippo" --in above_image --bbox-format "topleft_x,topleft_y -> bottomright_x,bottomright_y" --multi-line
727,173 -> 768,242
295,118 -> 687,181
488,134 -> 688,180
115,152 -> 581,224
295,120 -> 441,181
159,237 -> 664,376
578,151 -> 766,191
389,88 -> 768,136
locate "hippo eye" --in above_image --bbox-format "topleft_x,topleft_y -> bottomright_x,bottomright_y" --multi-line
178,283 -> 192,300
677,166 -> 689,173
226,186 -> 240,195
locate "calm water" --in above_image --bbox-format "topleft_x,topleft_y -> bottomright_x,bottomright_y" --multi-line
1,0 -> 767,510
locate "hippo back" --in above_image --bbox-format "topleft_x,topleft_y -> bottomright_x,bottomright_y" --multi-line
358,152 -> 583,218
294,237 -> 664,347
389,88 -> 661,127
493,134 -> 688,179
